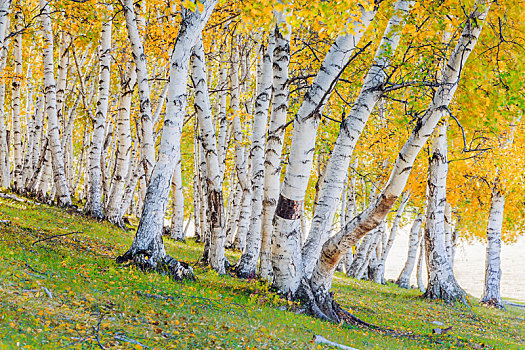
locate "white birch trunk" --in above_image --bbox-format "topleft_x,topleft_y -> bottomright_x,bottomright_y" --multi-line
416,233 -> 426,293
11,10 -> 23,190
236,35 -> 275,278
191,35 -> 226,273
123,0 -> 155,180
259,15 -> 291,281
302,0 -> 413,277
272,6 -> 377,294
169,153 -> 184,241
480,187 -> 505,308
373,191 -> 410,284
39,0 -> 72,207
423,120 -> 466,302
106,62 -> 136,226
0,3 -> 9,188
309,1 -> 490,304
84,5 -> 113,218
396,213 -> 423,288
118,2 -> 216,273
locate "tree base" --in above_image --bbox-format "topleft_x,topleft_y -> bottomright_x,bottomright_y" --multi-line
423,280 -> 468,306
296,279 -> 373,327
480,298 -> 505,310
116,250 -> 195,281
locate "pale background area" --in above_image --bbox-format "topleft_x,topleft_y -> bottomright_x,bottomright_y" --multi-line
384,226 -> 525,303
179,219 -> 525,303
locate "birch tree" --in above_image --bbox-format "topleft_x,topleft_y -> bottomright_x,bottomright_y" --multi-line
117,1 -> 217,278
84,5 -> 113,219
304,0 -> 491,321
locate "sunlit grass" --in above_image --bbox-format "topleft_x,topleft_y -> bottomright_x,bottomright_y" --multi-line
0,196 -> 523,349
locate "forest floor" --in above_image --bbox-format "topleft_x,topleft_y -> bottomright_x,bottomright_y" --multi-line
0,194 -> 524,349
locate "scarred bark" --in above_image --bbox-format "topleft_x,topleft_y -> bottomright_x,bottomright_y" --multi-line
272,5 -> 377,294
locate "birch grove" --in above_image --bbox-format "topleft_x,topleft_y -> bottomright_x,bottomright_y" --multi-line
0,0 -> 522,332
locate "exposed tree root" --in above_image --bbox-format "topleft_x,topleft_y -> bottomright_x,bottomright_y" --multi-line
116,249 -> 195,281
296,278 -> 373,327
480,298 -> 505,310
423,280 -> 469,307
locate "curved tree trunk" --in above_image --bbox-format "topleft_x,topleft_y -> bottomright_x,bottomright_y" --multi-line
272,6 -> 377,294
117,2 -> 217,278
480,187 -> 505,309
302,0 -> 413,277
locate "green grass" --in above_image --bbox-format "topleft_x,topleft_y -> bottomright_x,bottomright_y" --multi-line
0,195 -> 523,349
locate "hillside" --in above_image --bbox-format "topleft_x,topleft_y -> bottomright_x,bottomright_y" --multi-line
0,194 -> 523,349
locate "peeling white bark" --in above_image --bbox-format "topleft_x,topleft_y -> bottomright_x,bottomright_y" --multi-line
303,0 -> 413,277
272,6 -> 377,294
84,5 -> 113,219
39,0 -> 72,206
310,0 -> 490,298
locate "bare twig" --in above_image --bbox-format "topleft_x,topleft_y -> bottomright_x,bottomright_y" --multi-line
31,232 -> 82,246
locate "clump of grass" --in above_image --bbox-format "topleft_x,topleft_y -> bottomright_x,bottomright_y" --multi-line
0,196 -> 523,349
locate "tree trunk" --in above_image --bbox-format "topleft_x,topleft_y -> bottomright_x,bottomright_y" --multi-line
106,62 -> 136,227
84,5 -> 113,219
423,121 -> 467,304
302,0 -> 412,277
123,0 -> 155,180
416,233 -> 426,293
396,213 -> 423,288
272,6 -> 377,294
39,0 -> 72,207
191,34 -> 226,273
480,187 -> 505,309
11,10 -> 23,191
0,0 -> 10,188
237,35 -> 275,278
117,2 -> 217,279
169,154 -> 184,241
259,14 -> 291,281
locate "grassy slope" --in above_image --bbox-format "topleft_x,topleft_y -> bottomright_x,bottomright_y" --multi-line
0,195 -> 523,349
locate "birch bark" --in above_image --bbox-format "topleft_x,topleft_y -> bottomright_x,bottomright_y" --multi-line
302,0 -> 413,277
272,6 -> 377,294
12,10 -> 23,190
39,0 -> 72,207
117,2 -> 217,276
84,5 -> 113,218
480,187 -> 505,308
191,34 -> 226,273
123,0 -> 155,180
106,62 -> 136,226
237,34 -> 275,278
308,1 -> 490,311
396,213 -> 423,288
